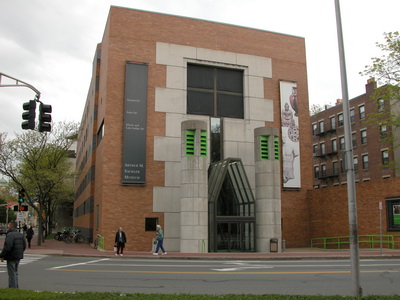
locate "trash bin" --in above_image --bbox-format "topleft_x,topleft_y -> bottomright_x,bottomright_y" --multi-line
270,238 -> 278,252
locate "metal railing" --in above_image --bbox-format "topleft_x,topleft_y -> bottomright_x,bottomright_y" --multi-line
311,235 -> 400,250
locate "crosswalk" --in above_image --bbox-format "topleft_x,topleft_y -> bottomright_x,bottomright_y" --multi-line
0,254 -> 46,273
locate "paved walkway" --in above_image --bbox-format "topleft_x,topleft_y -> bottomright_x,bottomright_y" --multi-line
25,238 -> 400,260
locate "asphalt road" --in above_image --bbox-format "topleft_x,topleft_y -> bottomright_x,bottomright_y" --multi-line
1,254 -> 399,296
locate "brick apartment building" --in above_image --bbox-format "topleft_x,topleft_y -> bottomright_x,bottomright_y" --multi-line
310,78 -> 400,187
73,6 -> 314,253
309,79 -> 400,240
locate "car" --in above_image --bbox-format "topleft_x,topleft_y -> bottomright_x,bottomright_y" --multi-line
0,225 -> 9,235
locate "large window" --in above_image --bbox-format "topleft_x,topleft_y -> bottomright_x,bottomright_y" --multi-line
187,64 -> 244,118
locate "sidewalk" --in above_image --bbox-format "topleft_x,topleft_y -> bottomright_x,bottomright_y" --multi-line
25,238 -> 400,260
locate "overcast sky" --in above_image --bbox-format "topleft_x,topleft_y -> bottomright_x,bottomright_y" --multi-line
0,0 -> 398,137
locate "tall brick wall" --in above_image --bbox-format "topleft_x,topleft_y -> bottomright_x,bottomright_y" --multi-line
308,178 -> 400,243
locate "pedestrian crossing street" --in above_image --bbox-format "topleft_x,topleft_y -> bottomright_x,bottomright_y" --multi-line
0,254 -> 47,273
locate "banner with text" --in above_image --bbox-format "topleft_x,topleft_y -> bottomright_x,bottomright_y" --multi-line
122,62 -> 148,184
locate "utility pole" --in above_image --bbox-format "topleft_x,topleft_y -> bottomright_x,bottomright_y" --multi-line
334,0 -> 362,297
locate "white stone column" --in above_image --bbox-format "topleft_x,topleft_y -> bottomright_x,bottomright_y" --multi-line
254,127 -> 282,252
180,120 -> 208,253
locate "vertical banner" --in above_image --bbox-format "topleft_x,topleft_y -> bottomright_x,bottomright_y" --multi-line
122,62 -> 148,184
280,81 -> 301,188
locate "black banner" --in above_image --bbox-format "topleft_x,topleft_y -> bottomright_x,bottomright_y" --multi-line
122,62 -> 148,184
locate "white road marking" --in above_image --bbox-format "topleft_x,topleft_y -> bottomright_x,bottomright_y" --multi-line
50,258 -> 110,270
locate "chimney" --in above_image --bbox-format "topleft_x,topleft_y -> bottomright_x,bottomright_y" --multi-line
366,77 -> 377,94
336,99 -> 343,105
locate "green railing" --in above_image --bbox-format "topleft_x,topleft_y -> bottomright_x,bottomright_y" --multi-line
311,235 -> 399,250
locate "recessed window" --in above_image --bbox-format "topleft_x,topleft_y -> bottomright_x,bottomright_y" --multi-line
361,130 -> 367,144
362,154 -> 369,169
145,218 -> 158,231
350,109 -> 355,122
312,123 -> 318,136
338,113 -> 344,127
382,150 -> 389,165
187,64 -> 243,119
359,105 -> 365,119
353,156 -> 358,171
330,116 -> 336,130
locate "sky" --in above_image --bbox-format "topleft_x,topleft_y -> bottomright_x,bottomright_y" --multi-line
0,0 -> 399,137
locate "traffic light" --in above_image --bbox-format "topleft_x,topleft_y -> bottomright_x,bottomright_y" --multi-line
19,205 -> 29,211
38,102 -> 52,132
22,100 -> 36,130
18,189 -> 25,203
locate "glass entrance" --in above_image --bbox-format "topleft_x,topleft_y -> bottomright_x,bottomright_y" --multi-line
208,158 -> 256,252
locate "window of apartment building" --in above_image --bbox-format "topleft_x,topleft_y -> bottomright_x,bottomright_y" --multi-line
331,139 -> 337,153
332,161 -> 339,175
360,129 -> 367,144
338,113 -> 344,127
312,123 -> 318,136
319,120 -> 324,133
96,121 -> 105,146
380,125 -> 388,139
339,136 -> 345,150
353,156 -> 358,171
350,109 -> 355,122
352,132 -> 357,148
386,197 -> 400,231
145,218 -> 159,231
313,144 -> 318,155
359,105 -> 365,119
378,99 -> 385,112
321,164 -> 326,177
382,149 -> 389,165
362,154 -> 369,169
320,142 -> 325,155
341,159 -> 345,172
330,116 -> 336,130
314,166 -> 320,178
187,64 -> 244,118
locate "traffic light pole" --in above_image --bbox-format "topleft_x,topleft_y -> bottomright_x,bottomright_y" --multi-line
0,72 -> 41,100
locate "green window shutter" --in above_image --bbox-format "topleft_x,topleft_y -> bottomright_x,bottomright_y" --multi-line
274,136 -> 280,160
260,136 -> 269,160
186,130 -> 195,156
200,130 -> 207,157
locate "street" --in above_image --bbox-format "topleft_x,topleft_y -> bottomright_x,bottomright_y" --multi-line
0,254 -> 399,296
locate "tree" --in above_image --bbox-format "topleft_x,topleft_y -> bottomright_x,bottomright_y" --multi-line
361,32 -> 400,168
309,103 -> 324,116
0,121 -> 79,245
0,182 -> 17,223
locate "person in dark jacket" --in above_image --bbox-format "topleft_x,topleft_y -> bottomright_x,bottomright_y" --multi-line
0,221 -> 27,288
114,227 -> 127,256
25,225 -> 34,248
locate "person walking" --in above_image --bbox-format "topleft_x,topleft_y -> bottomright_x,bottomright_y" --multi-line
114,227 -> 127,256
0,221 -> 27,288
153,224 -> 167,255
25,225 -> 34,248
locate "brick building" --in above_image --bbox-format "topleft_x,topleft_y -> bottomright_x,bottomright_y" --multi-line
310,78 -> 400,187
309,79 -> 400,239
74,6 -> 314,253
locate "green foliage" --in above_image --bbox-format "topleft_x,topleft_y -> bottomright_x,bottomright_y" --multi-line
0,121 -> 79,242
0,289 -> 399,300
309,104 -> 324,116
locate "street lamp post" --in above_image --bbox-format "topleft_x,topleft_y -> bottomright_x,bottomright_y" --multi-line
334,0 -> 362,296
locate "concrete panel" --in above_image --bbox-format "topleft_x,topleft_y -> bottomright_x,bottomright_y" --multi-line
156,42 -> 196,67
153,186 -> 180,212
166,66 -> 186,89
154,136 -> 180,162
247,76 -> 264,99
237,54 -> 272,78
165,162 -> 181,186
196,48 -> 237,65
164,212 -> 180,239
237,142 -> 255,165
249,98 -> 274,122
155,88 -> 186,114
